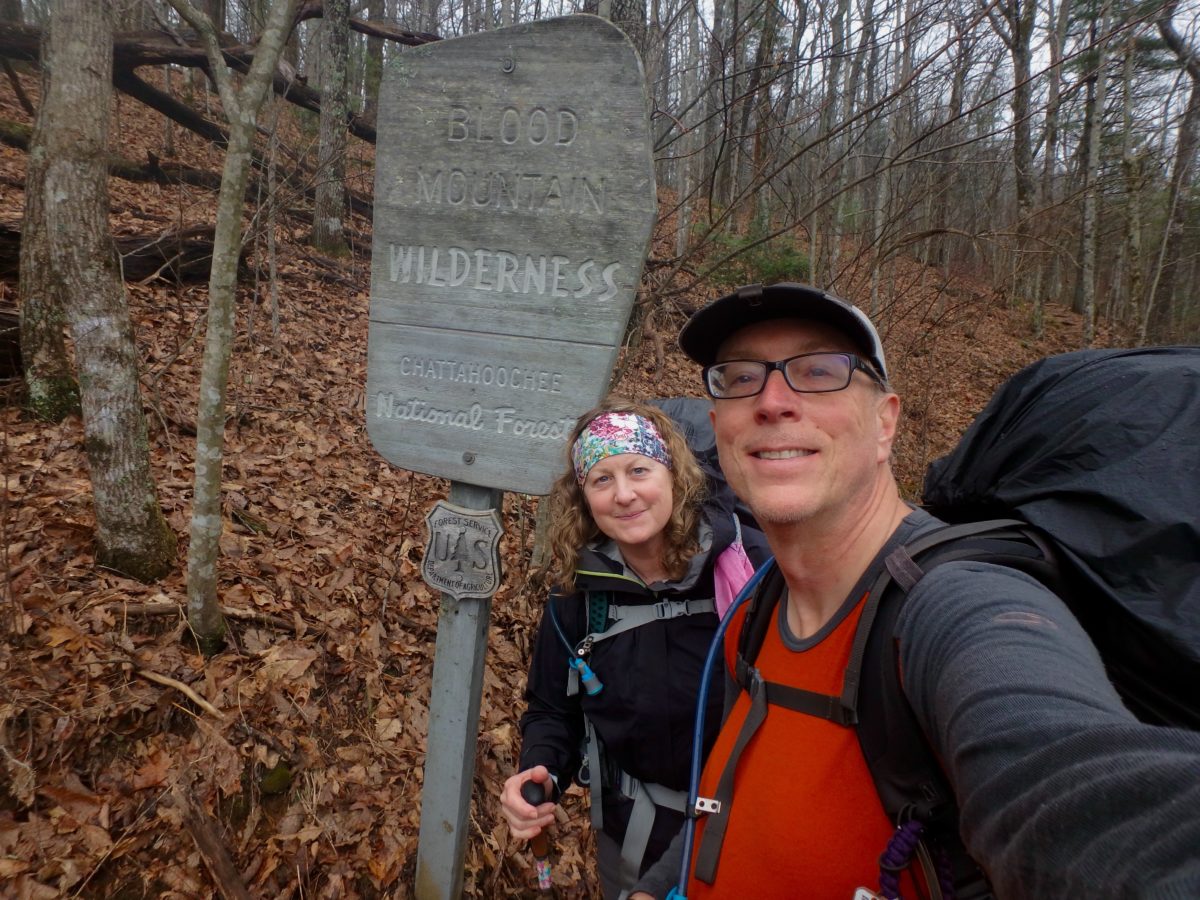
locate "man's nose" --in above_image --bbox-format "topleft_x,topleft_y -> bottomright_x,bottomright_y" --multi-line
754,366 -> 798,419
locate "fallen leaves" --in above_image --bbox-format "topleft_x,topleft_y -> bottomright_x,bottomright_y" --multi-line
0,61 -> 1118,900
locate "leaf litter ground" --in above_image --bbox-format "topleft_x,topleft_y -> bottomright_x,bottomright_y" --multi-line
0,70 -> 1113,898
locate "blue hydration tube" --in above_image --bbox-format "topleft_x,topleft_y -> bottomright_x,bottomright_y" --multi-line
547,596 -> 605,696
666,557 -> 775,900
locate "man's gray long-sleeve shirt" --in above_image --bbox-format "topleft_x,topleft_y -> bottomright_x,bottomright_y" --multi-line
634,515 -> 1200,897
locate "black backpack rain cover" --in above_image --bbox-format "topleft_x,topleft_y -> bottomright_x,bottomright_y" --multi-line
923,347 -> 1200,726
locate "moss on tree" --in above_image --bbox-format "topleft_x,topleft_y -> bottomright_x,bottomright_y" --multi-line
26,373 -> 80,422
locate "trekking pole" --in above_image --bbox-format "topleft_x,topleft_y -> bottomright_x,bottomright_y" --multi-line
521,780 -> 554,893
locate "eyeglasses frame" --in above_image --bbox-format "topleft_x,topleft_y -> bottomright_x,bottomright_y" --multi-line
702,351 -> 887,400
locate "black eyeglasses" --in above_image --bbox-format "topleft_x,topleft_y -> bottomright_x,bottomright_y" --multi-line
703,352 -> 885,399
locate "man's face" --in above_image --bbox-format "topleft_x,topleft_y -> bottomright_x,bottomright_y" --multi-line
708,318 -> 899,528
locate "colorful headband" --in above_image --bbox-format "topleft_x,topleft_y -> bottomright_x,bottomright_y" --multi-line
572,412 -> 672,483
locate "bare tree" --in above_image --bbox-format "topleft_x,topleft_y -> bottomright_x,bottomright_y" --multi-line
1119,34 -> 1149,342
200,0 -> 226,32
313,0 -> 350,254
17,15 -> 78,423
1149,0 -> 1200,341
988,0 -> 1037,306
362,0 -> 385,122
1075,3 -> 1111,347
8,0 -> 1200,374
166,0 -> 300,653
24,0 -> 177,578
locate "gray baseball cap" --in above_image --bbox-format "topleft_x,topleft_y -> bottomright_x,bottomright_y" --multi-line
678,282 -> 888,383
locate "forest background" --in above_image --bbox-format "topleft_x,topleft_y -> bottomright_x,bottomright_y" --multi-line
0,0 -> 1196,895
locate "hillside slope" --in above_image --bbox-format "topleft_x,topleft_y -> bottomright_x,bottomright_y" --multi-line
1,70 -> 1113,898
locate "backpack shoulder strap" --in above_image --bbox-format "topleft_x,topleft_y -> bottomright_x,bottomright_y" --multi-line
855,518 -> 1050,900
587,589 -> 609,635
733,563 -> 781,686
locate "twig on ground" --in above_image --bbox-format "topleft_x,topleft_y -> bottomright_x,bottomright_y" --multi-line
174,786 -> 255,900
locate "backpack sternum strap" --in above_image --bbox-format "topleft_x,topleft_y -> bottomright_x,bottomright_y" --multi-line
763,681 -> 855,725
607,596 -> 716,629
578,596 -> 717,659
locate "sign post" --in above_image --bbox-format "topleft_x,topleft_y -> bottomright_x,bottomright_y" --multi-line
367,15 -> 655,897
415,482 -> 501,899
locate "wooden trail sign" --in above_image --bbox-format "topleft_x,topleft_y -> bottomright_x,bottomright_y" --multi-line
365,15 -> 656,900
367,14 -> 656,497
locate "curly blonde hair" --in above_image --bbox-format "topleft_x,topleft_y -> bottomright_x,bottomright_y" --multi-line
546,397 -> 707,591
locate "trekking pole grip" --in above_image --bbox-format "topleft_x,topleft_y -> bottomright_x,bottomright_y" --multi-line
521,779 -> 554,893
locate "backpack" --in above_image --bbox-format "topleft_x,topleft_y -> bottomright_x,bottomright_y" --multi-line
717,347 -> 1200,898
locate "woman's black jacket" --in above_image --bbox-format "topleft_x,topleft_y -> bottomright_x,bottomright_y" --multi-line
517,490 -> 769,861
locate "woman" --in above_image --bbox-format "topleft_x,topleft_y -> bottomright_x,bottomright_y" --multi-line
500,397 -> 766,898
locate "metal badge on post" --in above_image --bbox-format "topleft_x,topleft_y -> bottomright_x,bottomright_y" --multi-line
422,500 -> 503,600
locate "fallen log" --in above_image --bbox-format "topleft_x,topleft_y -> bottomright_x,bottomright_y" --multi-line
112,70 -> 373,220
0,119 -> 223,191
0,223 -> 247,284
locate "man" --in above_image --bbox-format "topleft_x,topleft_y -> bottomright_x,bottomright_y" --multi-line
630,282 -> 1200,898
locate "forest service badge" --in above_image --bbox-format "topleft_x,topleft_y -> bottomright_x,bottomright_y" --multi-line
421,500 -> 503,600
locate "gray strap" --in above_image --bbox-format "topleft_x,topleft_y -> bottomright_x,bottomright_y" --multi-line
582,597 -> 716,649
621,772 -> 687,812
611,596 -> 715,623
614,772 -> 688,891
617,781 -> 654,889
585,717 -> 604,832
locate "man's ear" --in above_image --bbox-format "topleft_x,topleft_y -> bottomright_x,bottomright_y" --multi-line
876,391 -> 901,462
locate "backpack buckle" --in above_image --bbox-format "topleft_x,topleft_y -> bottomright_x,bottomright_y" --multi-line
655,599 -> 692,619
694,796 -> 721,815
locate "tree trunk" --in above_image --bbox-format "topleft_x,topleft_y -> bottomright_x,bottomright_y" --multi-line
1040,0 -> 1070,205
201,0 -> 226,32
1120,39 -> 1147,342
39,0 -> 176,580
1150,2 -> 1200,342
168,0 -> 299,654
362,0 -> 384,122
19,15 -> 78,422
1075,6 -> 1108,348
677,0 -> 702,261
420,0 -> 440,35
989,0 -> 1036,305
312,0 -> 349,254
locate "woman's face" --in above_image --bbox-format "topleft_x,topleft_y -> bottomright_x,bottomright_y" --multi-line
581,453 -> 674,558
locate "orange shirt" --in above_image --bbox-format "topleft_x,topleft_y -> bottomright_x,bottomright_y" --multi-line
687,594 -> 916,899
